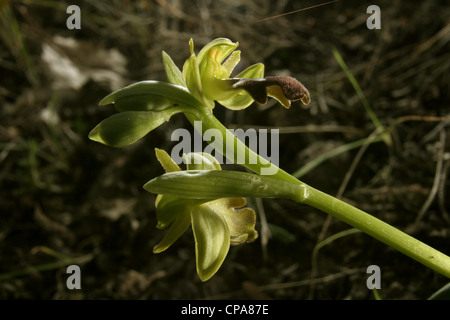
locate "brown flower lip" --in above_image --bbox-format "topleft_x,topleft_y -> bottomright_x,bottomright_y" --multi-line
228,75 -> 311,107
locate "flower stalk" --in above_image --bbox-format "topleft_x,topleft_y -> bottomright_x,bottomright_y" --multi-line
89,37 -> 450,281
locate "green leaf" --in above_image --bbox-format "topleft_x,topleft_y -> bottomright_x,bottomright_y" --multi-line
207,198 -> 258,245
217,63 -> 265,110
162,51 -> 186,87
332,48 -> 391,146
88,109 -> 181,147
155,148 -> 182,173
144,170 -> 306,201
191,205 -> 230,281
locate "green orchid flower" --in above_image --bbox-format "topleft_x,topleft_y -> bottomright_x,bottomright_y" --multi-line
89,37 -> 450,284
147,148 -> 258,281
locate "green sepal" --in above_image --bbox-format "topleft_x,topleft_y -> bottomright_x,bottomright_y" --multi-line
191,205 -> 230,282
88,109 -> 181,147
197,38 -> 239,76
222,50 -> 241,76
154,196 -> 193,229
184,152 -> 222,171
155,148 -> 182,173
207,197 -> 258,245
217,63 -> 265,110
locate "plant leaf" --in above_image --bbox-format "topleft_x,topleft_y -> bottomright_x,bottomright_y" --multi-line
191,205 -> 230,281
88,109 -> 181,147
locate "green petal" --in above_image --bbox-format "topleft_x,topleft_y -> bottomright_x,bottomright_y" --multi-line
207,198 -> 258,245
197,38 -> 239,75
155,148 -> 182,173
267,85 -> 291,109
114,94 -> 173,112
162,51 -> 186,87
88,109 -> 181,147
191,205 -> 230,281
217,63 -> 265,110
236,63 -> 265,79
153,211 -> 191,253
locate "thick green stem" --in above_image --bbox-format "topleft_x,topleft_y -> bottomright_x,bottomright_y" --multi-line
185,107 -> 450,278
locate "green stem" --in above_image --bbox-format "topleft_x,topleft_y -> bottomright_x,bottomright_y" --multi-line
185,107 -> 450,278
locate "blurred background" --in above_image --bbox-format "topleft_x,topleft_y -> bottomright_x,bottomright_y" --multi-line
1,0 -> 449,299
